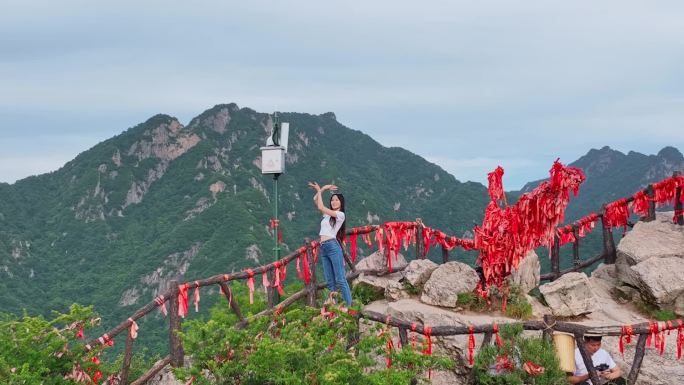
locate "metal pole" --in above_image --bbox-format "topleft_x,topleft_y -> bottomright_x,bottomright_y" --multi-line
273,173 -> 281,304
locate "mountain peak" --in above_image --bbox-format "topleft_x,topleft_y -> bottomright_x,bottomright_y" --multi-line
657,146 -> 684,163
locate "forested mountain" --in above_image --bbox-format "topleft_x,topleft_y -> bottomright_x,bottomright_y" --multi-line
0,103 -> 489,324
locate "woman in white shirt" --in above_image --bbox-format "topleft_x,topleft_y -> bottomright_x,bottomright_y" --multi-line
307,181 -> 352,306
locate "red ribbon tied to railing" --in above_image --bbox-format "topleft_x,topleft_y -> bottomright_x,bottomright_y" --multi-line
154,295 -> 168,316
178,283 -> 190,318
128,318 -> 139,339
468,325 -> 475,366
631,190 -> 651,217
350,229 -> 358,263
246,269 -> 255,304
619,324 -> 633,357
193,281 -> 201,313
676,319 -> 683,360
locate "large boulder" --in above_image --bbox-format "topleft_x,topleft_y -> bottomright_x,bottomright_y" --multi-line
631,256 -> 684,307
352,272 -> 403,298
402,259 -> 438,288
539,272 -> 598,317
355,250 -> 408,272
508,250 -> 540,294
420,262 -> 480,308
616,211 -> 684,288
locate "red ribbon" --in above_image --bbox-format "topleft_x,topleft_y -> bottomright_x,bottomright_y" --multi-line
178,283 -> 190,318
193,281 -> 200,312
424,325 -> 433,380
270,219 -> 282,243
487,166 -> 507,206
468,325 -> 475,366
631,190 -> 651,216
274,262 -> 284,296
246,269 -> 255,304
619,325 -> 633,357
76,324 -> 84,339
128,318 -> 139,339
676,319 -> 683,359
311,241 -> 319,266
350,230 -> 358,263
493,322 -> 502,347
362,230 -> 373,249
97,333 -> 113,347
674,209 -> 684,224
604,198 -> 630,230
154,295 -> 168,316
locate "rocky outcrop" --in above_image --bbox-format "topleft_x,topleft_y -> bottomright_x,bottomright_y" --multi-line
384,280 -> 412,301
420,262 -> 479,308
615,212 -> 684,313
616,211 -> 684,288
539,272 -> 598,316
508,250 -> 540,294
355,250 -> 408,272
353,272 -> 403,298
402,259 -> 438,289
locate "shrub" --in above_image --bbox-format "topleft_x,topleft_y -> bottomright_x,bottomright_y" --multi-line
472,323 -> 567,385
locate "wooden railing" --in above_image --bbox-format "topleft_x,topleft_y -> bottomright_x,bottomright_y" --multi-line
84,172 -> 683,384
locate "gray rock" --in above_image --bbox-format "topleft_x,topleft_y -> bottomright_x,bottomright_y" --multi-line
631,256 -> 684,305
616,211 -> 684,288
352,272 -> 403,298
420,262 -> 480,308
539,272 -> 598,316
508,250 -> 540,294
355,250 -> 408,272
402,259 -> 438,288
385,280 -> 412,301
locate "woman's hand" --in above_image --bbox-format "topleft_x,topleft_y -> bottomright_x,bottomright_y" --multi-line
321,184 -> 338,192
307,181 -> 321,191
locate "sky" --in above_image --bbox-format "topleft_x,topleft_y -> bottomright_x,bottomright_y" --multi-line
1,1 -> 683,189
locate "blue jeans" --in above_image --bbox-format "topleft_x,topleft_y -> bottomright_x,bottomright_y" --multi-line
319,239 -> 353,306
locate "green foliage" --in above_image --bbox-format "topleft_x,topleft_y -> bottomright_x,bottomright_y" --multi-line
503,286 -> 533,320
401,281 -> 420,295
634,300 -> 679,321
457,285 -> 532,320
176,287 -> 452,385
472,324 -> 567,385
0,304 -> 103,384
456,292 -> 488,312
352,284 -> 385,305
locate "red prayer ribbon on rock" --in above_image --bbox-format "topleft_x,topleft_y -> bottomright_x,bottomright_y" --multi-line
631,190 -> 651,217
604,198 -> 630,230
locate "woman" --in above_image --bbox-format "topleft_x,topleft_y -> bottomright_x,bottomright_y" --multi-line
307,181 -> 353,307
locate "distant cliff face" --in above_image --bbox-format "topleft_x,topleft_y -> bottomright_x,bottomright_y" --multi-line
520,145 -> 684,221
0,103 -> 489,326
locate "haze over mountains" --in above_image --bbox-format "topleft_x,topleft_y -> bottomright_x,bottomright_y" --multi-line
0,103 -> 681,339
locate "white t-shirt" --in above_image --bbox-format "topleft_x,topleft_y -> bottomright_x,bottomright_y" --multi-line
573,347 -> 616,385
319,211 -> 345,238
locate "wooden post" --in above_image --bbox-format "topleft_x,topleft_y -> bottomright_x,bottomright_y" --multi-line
305,239 -> 317,307
168,280 -> 184,368
644,184 -> 656,222
399,327 -> 409,348
415,219 -> 424,259
572,226 -> 580,268
627,333 -> 648,385
551,235 -> 560,281
542,315 -> 555,342
480,331 -> 493,348
441,245 -> 448,264
600,206 -> 617,264
219,282 -> 246,325
574,333 -> 601,385
120,328 -> 135,385
674,171 -> 683,226
342,249 -> 356,271
267,269 -> 275,309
